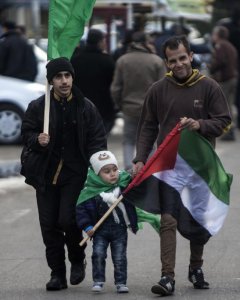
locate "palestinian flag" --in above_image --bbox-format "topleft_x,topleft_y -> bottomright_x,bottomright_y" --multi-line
123,124 -> 232,245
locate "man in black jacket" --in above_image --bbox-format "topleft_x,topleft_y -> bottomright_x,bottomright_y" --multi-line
0,20 -> 37,81
71,29 -> 116,135
21,57 -> 107,291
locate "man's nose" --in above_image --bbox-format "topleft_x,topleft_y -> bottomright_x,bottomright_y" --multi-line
175,60 -> 183,67
62,75 -> 68,82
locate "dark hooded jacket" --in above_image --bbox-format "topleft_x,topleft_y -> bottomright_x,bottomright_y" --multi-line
20,85 -> 107,189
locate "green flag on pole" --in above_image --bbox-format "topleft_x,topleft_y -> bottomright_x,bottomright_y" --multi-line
48,0 -> 96,60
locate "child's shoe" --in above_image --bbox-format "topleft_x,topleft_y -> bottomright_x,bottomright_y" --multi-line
92,282 -> 104,292
116,284 -> 129,293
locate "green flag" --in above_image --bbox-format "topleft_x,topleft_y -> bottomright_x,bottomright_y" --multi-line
48,0 -> 96,60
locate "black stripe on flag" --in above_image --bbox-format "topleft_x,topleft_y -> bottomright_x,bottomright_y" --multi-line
123,175 -> 211,244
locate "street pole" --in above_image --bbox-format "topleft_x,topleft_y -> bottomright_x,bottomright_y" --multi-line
110,19 -> 117,52
127,3 -> 133,29
31,0 -> 41,45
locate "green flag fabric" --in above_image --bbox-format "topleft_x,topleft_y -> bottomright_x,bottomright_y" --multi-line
48,0 -> 96,60
77,168 -> 131,205
136,207 -> 160,234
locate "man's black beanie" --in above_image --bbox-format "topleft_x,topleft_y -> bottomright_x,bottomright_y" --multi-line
46,57 -> 75,83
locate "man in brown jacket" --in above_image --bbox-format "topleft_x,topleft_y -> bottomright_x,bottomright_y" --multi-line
133,35 -> 231,296
111,32 -> 165,170
209,25 -> 238,140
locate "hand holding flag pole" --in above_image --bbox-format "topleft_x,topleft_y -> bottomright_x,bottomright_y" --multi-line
80,195 -> 123,246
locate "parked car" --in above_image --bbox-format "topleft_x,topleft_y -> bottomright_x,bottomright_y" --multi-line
0,75 -> 45,145
32,43 -> 48,85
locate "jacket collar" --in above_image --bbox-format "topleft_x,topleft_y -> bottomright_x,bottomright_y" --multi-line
53,92 -> 73,102
128,42 -> 151,54
165,69 -> 205,87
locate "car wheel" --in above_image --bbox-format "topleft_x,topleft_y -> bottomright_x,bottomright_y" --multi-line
0,104 -> 24,145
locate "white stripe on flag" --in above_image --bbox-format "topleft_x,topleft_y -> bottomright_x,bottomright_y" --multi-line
153,155 -> 229,235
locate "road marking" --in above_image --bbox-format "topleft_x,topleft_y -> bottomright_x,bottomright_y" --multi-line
2,209 -> 31,223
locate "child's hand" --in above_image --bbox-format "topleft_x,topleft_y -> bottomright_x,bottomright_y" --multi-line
86,229 -> 95,237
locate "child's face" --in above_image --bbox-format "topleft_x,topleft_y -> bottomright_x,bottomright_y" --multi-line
99,164 -> 119,184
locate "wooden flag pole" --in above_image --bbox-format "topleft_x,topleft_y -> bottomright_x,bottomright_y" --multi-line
80,194 -> 123,247
43,79 -> 50,134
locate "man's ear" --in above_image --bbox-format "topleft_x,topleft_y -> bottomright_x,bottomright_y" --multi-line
164,59 -> 170,70
190,51 -> 194,62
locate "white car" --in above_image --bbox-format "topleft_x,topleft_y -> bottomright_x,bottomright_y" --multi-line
33,44 -> 48,85
0,75 -> 45,144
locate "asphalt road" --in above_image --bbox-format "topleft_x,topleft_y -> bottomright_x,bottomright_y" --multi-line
0,120 -> 240,300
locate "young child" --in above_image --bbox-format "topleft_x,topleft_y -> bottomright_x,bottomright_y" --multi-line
76,150 -> 138,293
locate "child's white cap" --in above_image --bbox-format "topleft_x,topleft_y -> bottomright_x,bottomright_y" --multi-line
90,150 -> 118,174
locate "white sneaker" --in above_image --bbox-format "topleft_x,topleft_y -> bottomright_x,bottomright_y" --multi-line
92,282 -> 104,292
116,284 -> 129,293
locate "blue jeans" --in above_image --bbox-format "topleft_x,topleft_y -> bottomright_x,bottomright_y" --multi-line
92,224 -> 128,284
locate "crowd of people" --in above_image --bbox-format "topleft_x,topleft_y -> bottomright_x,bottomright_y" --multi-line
1,9 -> 239,297
1,15 -> 239,143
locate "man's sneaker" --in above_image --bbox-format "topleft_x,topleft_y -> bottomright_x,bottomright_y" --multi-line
92,282 -> 104,292
151,276 -> 175,296
116,284 -> 129,293
70,260 -> 86,285
46,275 -> 68,291
188,266 -> 209,289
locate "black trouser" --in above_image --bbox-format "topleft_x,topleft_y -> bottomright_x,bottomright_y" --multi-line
36,180 -> 86,277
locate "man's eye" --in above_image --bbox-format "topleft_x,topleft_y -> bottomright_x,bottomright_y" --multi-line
180,56 -> 187,61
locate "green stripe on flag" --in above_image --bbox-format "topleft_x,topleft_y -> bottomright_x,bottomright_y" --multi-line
179,129 -> 232,204
48,0 -> 96,60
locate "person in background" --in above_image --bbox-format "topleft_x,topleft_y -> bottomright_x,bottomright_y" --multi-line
220,6 -> 240,129
76,151 -> 138,293
111,31 -> 165,170
0,20 -> 37,81
20,57 -> 107,291
132,35 -> 231,296
71,29 -> 116,135
111,29 -> 134,61
208,25 -> 238,141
